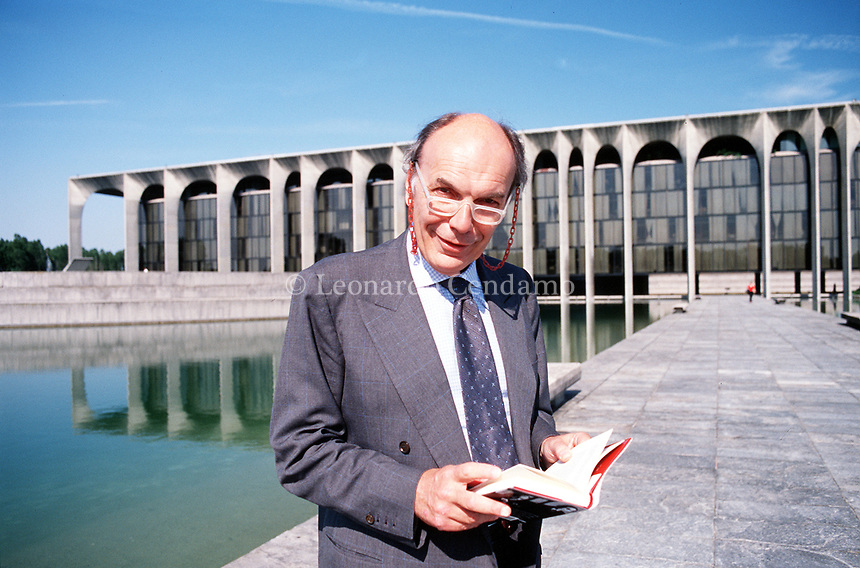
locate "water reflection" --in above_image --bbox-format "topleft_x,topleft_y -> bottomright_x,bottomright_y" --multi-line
540,300 -> 676,363
0,320 -> 288,450
70,356 -> 275,448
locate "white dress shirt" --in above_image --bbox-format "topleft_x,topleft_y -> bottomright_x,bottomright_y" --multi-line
407,238 -> 513,458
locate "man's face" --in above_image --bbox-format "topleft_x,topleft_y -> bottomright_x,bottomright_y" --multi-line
408,115 -> 517,276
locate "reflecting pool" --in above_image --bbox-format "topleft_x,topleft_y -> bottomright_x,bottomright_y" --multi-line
540,300 -> 677,363
0,302 -> 671,567
0,321 -> 316,568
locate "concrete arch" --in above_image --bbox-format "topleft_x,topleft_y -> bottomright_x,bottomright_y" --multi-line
316,168 -> 353,261
68,175 -> 124,262
139,184 -> 165,271
284,171 -> 302,272
632,141 -> 686,275
567,147 -> 586,278
231,175 -> 271,272
533,150 -> 560,276
819,128 -> 842,272
693,135 -> 762,295
593,145 -> 623,278
773,130 -> 808,154
770,130 -> 811,274
634,140 -> 683,164
179,180 -> 217,272
366,163 -> 395,250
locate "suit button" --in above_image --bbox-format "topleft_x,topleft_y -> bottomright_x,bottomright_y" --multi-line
365,514 -> 375,525
399,441 -> 411,455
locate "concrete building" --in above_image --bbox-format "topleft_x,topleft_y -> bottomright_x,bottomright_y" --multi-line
69,102 -> 860,319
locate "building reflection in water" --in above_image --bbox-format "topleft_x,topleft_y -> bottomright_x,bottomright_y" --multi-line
71,355 -> 277,448
0,320 -> 288,449
540,300 -> 676,364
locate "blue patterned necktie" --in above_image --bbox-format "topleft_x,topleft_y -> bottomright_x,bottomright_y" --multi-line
444,277 -> 517,469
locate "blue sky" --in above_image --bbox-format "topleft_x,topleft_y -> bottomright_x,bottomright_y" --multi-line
1,0 -> 858,252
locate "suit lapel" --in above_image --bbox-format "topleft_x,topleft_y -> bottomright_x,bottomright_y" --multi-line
357,235 -> 471,467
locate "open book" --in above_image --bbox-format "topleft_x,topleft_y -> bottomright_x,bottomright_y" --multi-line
470,429 -> 631,521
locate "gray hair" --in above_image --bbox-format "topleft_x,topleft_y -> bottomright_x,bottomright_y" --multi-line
402,112 -> 528,195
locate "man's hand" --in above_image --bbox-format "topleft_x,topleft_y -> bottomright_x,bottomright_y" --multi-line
539,432 -> 591,469
414,462 -> 512,532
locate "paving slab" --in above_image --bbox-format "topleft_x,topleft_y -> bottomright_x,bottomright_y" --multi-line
226,295 -> 860,567
549,295 -> 860,567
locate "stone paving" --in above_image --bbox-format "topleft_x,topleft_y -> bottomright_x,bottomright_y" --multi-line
544,295 -> 860,567
227,295 -> 860,567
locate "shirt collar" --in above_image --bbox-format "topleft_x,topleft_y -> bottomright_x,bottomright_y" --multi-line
406,232 -> 481,291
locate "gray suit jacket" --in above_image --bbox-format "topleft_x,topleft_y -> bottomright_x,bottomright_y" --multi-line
270,232 -> 557,567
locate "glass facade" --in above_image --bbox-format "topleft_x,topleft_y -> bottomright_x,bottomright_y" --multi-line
284,185 -> 302,272
533,169 -> 559,275
179,183 -> 217,272
770,151 -> 810,270
484,191 -> 523,267
819,149 -> 841,270
366,180 -> 394,249
568,166 -> 585,275
231,188 -> 271,272
853,147 -> 860,269
694,156 -> 761,271
316,182 -> 352,261
632,161 -> 687,273
138,185 -> 165,271
594,164 -> 623,274
79,104 -> 859,293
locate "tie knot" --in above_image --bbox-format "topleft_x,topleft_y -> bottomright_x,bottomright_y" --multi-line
443,277 -> 472,300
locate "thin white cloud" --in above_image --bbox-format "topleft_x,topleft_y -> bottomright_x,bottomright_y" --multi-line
268,0 -> 667,45
2,99 -> 111,108
709,33 -> 860,70
764,38 -> 803,70
761,70 -> 851,104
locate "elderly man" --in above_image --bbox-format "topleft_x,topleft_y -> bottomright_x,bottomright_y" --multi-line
271,113 -> 587,567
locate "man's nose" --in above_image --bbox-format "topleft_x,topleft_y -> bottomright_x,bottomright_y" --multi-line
447,202 -> 474,233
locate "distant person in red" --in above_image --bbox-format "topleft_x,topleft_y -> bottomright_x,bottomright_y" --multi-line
747,282 -> 755,302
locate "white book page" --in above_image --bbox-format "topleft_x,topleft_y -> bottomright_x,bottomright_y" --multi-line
544,429 -> 613,491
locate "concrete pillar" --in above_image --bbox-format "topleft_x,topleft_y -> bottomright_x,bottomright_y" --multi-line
269,159 -> 288,273
810,112 -> 823,308
760,113 -> 774,299
351,150 -> 372,252
842,105 -> 859,312
123,173 -> 147,272
299,156 -> 321,269
683,119 -> 698,300
392,147 -> 407,237
620,126 -> 635,336
163,169 -> 182,272
521,140 -> 538,276
555,132 -> 573,363
582,129 -> 598,360
68,179 -> 88,261
216,165 -> 238,273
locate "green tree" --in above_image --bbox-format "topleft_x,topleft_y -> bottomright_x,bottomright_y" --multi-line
82,247 -> 125,271
46,244 -> 68,270
0,234 -> 47,271
0,236 -> 124,271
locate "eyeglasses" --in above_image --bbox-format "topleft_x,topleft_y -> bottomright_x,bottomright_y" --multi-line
412,162 -> 510,226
